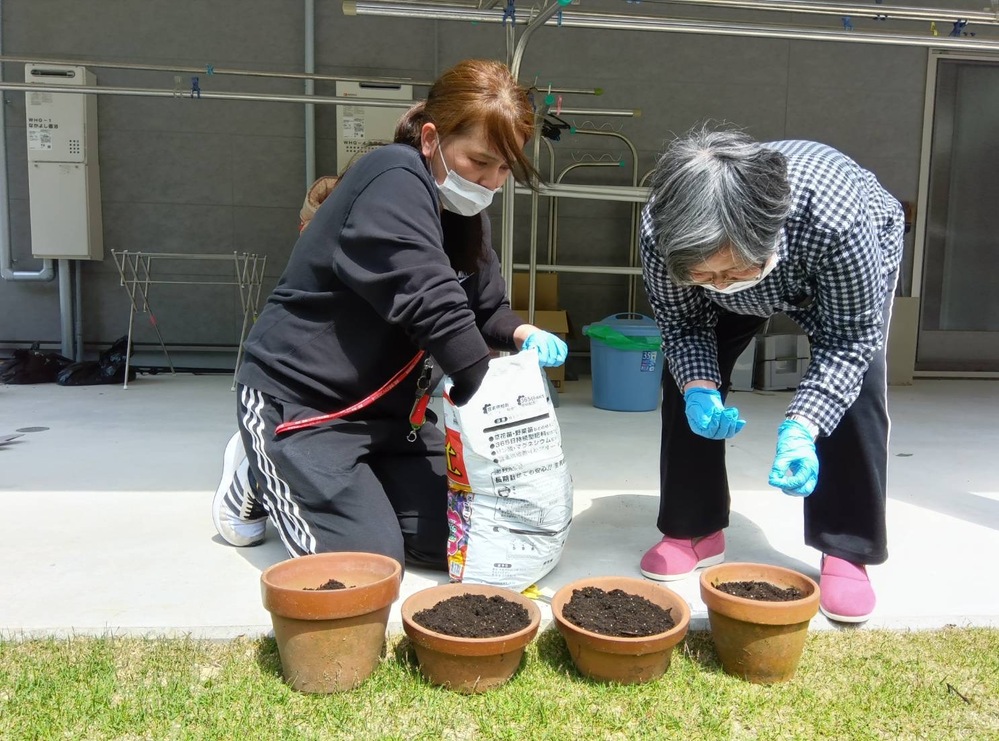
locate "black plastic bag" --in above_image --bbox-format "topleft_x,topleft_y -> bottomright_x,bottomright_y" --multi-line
56,336 -> 135,386
0,343 -> 74,384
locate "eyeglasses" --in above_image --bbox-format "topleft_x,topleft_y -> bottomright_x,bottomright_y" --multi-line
682,263 -> 766,286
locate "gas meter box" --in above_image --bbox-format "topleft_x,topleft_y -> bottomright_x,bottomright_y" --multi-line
335,81 -> 412,172
25,64 -> 104,261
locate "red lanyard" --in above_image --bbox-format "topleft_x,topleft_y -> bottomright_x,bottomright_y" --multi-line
273,351 -> 432,440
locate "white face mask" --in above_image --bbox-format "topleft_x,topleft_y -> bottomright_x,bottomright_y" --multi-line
433,139 -> 497,217
701,253 -> 780,295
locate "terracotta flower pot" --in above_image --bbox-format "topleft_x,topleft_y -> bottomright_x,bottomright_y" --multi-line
260,551 -> 401,693
551,576 -> 691,684
699,562 -> 820,684
401,583 -> 541,694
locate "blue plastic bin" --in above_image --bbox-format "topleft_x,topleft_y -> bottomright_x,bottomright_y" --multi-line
583,313 -> 664,412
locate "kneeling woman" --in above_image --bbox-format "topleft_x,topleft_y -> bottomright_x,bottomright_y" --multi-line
212,59 -> 567,569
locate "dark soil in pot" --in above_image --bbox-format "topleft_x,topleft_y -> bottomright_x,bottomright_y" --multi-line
562,586 -> 676,637
716,580 -> 804,601
412,593 -> 531,638
305,578 -> 348,591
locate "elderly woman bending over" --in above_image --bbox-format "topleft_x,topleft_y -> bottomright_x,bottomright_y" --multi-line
637,125 -> 903,624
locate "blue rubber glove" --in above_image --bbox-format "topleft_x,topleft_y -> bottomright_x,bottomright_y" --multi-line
768,418 -> 819,496
521,330 -> 568,368
683,387 -> 745,440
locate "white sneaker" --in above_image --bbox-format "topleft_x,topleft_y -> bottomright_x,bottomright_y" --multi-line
212,432 -> 267,547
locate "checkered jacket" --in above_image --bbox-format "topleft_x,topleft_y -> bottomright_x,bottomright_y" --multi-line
639,140 -> 904,436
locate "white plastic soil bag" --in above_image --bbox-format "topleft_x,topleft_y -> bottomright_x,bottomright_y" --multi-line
443,349 -> 573,592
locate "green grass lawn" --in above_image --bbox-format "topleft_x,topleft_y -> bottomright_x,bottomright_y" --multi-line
1,627 -> 997,740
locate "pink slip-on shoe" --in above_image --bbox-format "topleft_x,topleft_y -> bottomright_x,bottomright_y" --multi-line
640,531 -> 725,581
819,555 -> 876,623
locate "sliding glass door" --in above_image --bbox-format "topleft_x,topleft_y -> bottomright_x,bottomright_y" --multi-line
918,56 -> 999,372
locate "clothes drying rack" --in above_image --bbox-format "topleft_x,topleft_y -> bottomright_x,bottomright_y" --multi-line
110,250 -> 267,390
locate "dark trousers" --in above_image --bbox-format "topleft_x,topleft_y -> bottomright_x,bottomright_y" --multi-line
236,384 -> 449,570
658,289 -> 895,566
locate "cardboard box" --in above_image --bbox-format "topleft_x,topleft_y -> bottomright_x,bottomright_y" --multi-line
512,272 -> 559,311
511,272 -> 568,388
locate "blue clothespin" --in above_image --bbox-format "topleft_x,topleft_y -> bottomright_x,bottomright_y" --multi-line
503,0 -> 515,26
842,16 -> 853,31
950,19 -> 968,36
191,76 -> 201,99
205,64 -> 215,76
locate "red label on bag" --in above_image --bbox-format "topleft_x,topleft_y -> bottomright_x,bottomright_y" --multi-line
444,426 -> 471,489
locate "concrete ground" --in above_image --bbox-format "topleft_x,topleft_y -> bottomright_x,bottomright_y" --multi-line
1,373 -> 997,638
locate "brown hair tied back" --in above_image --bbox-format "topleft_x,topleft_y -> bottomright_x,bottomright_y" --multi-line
394,59 -> 540,187
394,100 -> 428,148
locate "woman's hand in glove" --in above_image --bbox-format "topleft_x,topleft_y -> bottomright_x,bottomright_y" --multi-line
768,417 -> 819,496
519,328 -> 568,367
683,387 -> 745,440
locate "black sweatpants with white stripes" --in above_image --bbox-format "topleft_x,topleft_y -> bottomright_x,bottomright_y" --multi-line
236,384 -> 449,570
656,274 -> 898,566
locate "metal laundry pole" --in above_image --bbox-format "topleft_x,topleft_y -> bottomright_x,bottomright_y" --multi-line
0,54 -> 431,87
343,2 -> 999,53
0,81 -> 420,108
637,0 -> 999,26
0,54 -> 603,97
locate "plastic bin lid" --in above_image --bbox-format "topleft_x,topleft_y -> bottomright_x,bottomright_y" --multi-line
587,313 -> 661,337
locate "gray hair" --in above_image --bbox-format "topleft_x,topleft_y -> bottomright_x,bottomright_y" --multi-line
647,125 -> 791,283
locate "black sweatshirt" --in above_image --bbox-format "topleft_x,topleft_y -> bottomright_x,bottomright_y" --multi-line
237,143 -> 523,418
